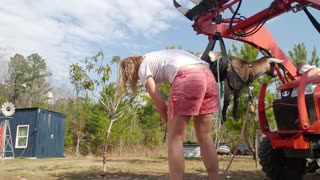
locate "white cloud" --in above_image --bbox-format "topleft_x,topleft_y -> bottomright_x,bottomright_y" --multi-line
0,0 -> 181,82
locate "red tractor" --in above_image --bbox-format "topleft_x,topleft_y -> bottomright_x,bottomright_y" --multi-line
173,0 -> 320,179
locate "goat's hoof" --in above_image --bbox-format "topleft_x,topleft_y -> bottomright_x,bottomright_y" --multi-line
232,114 -> 239,120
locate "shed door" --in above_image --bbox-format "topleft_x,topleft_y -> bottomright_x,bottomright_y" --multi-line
38,112 -> 57,157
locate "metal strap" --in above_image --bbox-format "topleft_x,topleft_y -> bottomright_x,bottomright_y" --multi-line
304,7 -> 320,34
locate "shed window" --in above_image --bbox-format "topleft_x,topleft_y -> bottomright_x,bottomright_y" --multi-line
15,125 -> 29,148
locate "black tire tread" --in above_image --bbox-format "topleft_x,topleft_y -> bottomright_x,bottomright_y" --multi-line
258,137 -> 272,178
258,136 -> 306,180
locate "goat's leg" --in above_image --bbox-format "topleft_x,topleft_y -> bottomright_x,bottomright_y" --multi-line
232,90 -> 240,120
222,99 -> 230,123
222,80 -> 232,122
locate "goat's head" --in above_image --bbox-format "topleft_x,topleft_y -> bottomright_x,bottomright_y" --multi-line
262,57 -> 284,77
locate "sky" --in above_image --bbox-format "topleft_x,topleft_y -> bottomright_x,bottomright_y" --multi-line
0,0 -> 319,86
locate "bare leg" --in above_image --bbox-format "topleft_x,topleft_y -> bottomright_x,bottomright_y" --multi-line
167,115 -> 190,180
194,114 -> 220,180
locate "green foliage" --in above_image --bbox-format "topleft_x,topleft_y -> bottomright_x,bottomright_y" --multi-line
25,54 -> 52,105
229,43 -> 259,61
288,43 -> 308,64
108,106 -> 143,147
100,82 -> 143,145
287,42 -> 320,67
166,44 -> 182,50
69,51 -> 107,92
138,96 -> 164,149
310,46 -> 320,66
54,95 -> 92,155
84,107 -> 109,154
0,84 -> 9,105
111,56 -> 121,64
6,53 -> 52,108
158,82 -> 170,100
6,54 -> 29,103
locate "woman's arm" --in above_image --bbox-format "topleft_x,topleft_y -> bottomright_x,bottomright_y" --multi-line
307,67 -> 320,76
144,76 -> 168,124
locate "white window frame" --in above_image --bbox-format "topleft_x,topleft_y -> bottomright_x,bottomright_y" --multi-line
15,125 -> 29,148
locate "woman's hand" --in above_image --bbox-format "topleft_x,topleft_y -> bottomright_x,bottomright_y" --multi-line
160,113 -> 168,125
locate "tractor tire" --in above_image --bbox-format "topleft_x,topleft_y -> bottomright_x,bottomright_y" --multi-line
258,137 -> 306,180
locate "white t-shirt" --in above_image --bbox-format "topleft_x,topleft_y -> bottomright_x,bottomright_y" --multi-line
138,49 -> 208,85
299,64 -> 320,74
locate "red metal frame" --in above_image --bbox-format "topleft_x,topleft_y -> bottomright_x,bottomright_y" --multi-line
174,0 -> 320,149
258,73 -> 320,149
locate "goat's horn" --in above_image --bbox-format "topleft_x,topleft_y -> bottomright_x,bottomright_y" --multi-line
191,0 -> 202,5
267,58 -> 285,64
173,0 -> 190,16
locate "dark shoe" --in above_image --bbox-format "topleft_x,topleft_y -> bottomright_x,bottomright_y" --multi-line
306,160 -> 320,173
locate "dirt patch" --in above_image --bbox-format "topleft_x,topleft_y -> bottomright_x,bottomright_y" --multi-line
0,156 -> 319,179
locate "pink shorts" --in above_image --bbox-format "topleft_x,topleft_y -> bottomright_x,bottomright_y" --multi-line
168,67 -> 219,116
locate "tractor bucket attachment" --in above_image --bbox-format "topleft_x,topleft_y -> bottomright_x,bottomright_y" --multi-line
191,0 -> 202,5
173,0 -> 230,21
173,0 -> 191,20
173,0 -> 208,21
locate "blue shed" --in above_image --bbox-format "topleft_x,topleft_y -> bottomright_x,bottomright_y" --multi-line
0,108 -> 66,158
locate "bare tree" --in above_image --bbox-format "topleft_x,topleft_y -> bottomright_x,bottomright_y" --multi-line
69,51 -> 135,172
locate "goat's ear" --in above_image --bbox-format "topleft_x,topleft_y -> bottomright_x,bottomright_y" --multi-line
267,58 -> 285,64
208,51 -> 220,61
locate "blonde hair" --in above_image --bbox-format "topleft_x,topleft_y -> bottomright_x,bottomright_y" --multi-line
116,55 -> 144,101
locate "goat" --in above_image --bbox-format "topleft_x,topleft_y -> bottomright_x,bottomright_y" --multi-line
197,51 -> 284,122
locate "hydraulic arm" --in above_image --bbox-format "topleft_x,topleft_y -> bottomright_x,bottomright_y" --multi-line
173,0 -> 320,82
